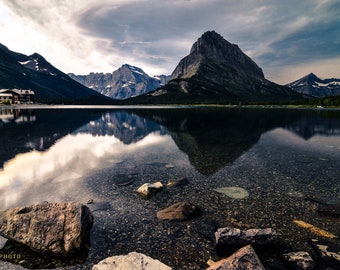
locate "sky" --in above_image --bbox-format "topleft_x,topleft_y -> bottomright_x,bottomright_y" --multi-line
0,0 -> 339,84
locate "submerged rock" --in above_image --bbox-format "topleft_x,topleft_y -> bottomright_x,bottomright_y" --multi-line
318,203 -> 340,217
157,202 -> 201,221
167,177 -> 189,187
310,238 -> 340,269
207,245 -> 265,270
0,201 -> 93,256
136,182 -> 163,199
92,252 -> 172,270
215,227 -> 281,248
213,187 -> 249,199
283,251 -> 315,270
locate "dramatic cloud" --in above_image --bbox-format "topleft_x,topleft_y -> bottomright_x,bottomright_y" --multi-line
0,0 -> 339,83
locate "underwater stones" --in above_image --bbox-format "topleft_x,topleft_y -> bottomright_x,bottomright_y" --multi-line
207,245 -> 265,270
92,252 -> 172,270
213,187 -> 249,199
283,251 -> 315,270
0,201 -> 93,256
215,227 -> 281,248
310,238 -> 340,269
157,202 -> 201,221
167,177 -> 189,187
136,182 -> 163,199
318,203 -> 340,217
113,173 -> 138,186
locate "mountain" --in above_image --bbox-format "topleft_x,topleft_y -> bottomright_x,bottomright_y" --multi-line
68,64 -> 170,99
286,73 -> 340,98
0,43 -> 112,104
126,31 -> 302,104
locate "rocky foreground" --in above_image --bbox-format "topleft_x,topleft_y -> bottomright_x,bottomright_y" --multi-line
0,200 -> 339,269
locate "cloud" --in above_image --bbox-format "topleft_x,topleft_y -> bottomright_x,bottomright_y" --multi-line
1,0 -> 339,82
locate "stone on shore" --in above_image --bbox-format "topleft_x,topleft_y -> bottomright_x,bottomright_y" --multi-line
0,235 -> 7,249
215,227 -> 281,248
310,238 -> 340,269
136,182 -> 163,199
283,251 -> 315,270
157,202 -> 201,221
207,245 -> 265,270
167,177 -> 189,187
0,201 -> 93,256
92,252 -> 172,270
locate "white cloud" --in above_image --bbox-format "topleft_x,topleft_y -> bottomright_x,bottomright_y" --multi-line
0,0 -> 339,82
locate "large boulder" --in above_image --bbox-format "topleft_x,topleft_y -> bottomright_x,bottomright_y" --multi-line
207,245 -> 265,270
0,201 -> 93,256
215,227 -> 281,248
92,252 -> 172,270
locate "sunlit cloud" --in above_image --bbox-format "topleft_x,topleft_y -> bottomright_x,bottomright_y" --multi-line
0,0 -> 339,82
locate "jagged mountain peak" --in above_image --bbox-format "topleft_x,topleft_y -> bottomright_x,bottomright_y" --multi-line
68,64 -> 170,100
171,30 -> 264,80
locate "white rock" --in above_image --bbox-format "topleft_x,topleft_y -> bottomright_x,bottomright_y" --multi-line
92,252 -> 172,270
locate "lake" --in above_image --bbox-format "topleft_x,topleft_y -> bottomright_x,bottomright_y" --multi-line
0,106 -> 339,269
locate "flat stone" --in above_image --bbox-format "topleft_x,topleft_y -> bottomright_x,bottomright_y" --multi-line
215,227 -> 281,248
92,252 -> 172,270
207,245 -> 265,270
0,201 -> 93,256
213,187 -> 249,199
157,202 -> 201,221
283,251 -> 315,270
136,182 -> 163,199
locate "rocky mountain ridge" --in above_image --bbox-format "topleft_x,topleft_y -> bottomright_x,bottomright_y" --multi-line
68,64 -> 170,99
286,73 -> 340,98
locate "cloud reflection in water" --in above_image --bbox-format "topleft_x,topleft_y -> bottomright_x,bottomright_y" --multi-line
0,132 -> 172,210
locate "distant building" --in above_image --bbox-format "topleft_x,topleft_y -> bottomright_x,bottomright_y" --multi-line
0,89 -> 35,104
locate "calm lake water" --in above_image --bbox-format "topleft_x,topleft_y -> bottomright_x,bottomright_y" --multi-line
0,106 -> 339,269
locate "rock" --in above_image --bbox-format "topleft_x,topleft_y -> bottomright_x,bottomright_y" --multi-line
113,173 -> 138,186
92,252 -> 172,270
283,251 -> 315,270
157,202 -> 201,221
136,182 -> 163,199
207,245 -> 265,270
215,227 -> 281,248
310,238 -> 340,269
213,187 -> 249,199
318,203 -> 340,217
167,177 -> 189,187
0,201 -> 93,256
0,235 -> 7,249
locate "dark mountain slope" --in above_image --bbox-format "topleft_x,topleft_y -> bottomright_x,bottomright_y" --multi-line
0,44 -> 112,104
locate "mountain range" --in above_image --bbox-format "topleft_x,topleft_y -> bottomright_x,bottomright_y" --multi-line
286,73 -> 340,98
126,31 -> 303,104
1,31 -> 339,104
68,64 -> 170,99
0,43 -> 111,104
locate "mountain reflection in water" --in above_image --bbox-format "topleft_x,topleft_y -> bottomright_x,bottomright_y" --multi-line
0,107 -> 340,269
